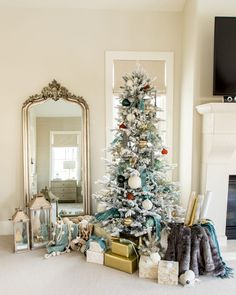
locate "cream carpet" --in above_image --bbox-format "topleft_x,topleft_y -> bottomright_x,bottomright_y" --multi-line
1,236 -> 236,295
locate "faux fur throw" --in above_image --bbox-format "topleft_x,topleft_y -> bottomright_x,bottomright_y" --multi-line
164,224 -> 225,277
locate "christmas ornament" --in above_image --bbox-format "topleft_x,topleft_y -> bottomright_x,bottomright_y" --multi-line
122,99 -> 131,107
142,199 -> 153,210
139,140 -> 147,148
127,192 -> 135,200
130,157 -> 138,166
128,174 -> 141,189
145,105 -> 155,112
143,84 -> 150,91
119,123 -> 127,129
127,113 -> 135,122
179,270 -> 196,286
117,175 -> 125,184
161,148 -> 168,155
124,217 -> 133,226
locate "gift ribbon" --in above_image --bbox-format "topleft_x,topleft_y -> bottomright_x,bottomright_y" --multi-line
87,235 -> 107,252
119,238 -> 139,258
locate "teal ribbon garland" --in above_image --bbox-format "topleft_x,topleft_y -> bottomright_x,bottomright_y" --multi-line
95,208 -> 120,222
147,215 -> 162,240
139,98 -> 145,111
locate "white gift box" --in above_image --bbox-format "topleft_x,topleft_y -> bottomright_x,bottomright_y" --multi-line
158,260 -> 179,285
86,250 -> 104,265
139,255 -> 158,279
89,241 -> 104,253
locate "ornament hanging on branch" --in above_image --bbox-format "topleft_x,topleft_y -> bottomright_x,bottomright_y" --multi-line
127,113 -> 135,122
119,123 -> 127,129
139,140 -> 148,149
161,148 -> 168,155
117,175 -> 125,184
128,171 -> 141,189
142,199 -> 153,211
122,98 -> 131,107
124,217 -> 133,226
127,192 -> 135,200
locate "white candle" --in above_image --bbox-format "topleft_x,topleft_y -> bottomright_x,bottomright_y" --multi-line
199,191 -> 213,220
193,194 -> 204,224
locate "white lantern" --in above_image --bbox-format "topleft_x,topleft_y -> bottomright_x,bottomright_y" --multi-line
11,209 -> 30,253
28,194 -> 51,249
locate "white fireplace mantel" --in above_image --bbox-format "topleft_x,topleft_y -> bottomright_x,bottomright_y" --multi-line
197,103 -> 236,246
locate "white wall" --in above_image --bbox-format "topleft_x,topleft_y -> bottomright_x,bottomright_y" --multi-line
179,0 -> 199,206
0,8 -> 183,234
180,0 -> 236,207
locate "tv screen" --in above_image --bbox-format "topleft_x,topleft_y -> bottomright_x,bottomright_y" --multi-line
213,17 -> 236,96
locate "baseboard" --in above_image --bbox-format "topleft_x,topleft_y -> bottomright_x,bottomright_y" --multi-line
0,221 -> 13,235
218,234 -> 227,247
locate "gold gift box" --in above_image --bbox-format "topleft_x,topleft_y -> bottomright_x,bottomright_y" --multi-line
105,250 -> 138,274
111,240 -> 135,258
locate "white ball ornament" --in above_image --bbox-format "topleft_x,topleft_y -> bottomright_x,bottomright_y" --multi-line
128,175 -> 141,189
127,113 -> 135,122
179,270 -> 195,286
142,199 -> 153,210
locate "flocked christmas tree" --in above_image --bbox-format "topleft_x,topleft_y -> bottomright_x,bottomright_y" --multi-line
94,68 -> 184,239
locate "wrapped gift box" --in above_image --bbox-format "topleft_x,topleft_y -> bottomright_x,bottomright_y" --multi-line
139,255 -> 158,279
104,250 -> 138,274
111,240 -> 135,258
89,241 -> 104,253
158,260 -> 179,285
86,250 -> 104,265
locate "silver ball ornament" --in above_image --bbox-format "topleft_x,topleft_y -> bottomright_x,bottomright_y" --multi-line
128,175 -> 141,189
142,199 -> 153,210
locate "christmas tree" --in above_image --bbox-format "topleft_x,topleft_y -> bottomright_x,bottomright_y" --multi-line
94,68 -> 184,238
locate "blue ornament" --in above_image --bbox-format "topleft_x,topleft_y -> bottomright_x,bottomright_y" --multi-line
122,99 -> 131,107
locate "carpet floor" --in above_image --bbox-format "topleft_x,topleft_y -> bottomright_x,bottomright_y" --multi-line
0,235 -> 236,295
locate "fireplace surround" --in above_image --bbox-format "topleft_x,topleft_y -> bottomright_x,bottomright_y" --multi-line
197,103 -> 236,246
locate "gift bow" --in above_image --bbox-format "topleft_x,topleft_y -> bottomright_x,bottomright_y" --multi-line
119,238 -> 139,258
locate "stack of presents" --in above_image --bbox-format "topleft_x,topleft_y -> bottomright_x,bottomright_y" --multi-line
86,224 -> 179,286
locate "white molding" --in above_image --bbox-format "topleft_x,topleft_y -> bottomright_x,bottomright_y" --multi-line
105,51 -> 174,162
197,102 -> 236,114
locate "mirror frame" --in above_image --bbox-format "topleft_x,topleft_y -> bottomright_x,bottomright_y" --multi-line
22,80 -> 90,215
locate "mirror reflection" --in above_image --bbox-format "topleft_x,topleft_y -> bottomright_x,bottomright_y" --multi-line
23,81 -> 90,217
29,100 -> 83,216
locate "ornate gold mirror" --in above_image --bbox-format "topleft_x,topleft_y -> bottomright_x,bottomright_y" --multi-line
22,80 -> 90,216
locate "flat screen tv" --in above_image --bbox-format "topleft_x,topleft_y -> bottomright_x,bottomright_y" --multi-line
213,17 -> 236,96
